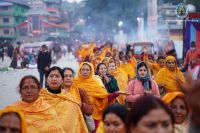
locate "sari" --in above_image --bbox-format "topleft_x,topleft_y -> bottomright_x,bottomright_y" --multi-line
73,62 -> 110,121
11,97 -> 65,133
40,89 -> 88,133
0,106 -> 27,133
155,56 -> 185,92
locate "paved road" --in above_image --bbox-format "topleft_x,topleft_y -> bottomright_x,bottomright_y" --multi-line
0,55 -> 79,109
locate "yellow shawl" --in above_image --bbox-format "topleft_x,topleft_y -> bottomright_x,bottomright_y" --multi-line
40,89 -> 88,133
119,63 -> 136,79
162,92 -> 185,105
74,62 -> 110,120
63,84 -> 82,104
155,56 -> 185,92
143,55 -> 162,76
11,97 -> 65,133
109,68 -> 128,104
0,106 -> 27,133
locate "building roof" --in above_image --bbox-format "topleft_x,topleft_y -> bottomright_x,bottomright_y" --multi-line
1,0 -> 29,7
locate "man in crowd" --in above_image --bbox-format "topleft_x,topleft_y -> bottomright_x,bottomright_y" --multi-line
37,45 -> 52,87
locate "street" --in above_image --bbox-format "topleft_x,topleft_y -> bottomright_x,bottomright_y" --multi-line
0,55 -> 79,109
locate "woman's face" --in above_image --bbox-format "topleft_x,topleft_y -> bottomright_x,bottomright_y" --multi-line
138,66 -> 147,78
80,64 -> 91,79
47,70 -> 63,89
0,113 -> 21,133
158,59 -> 165,68
108,62 -> 116,73
128,51 -> 132,57
166,60 -> 176,71
130,109 -> 173,133
99,64 -> 107,76
20,78 -> 40,103
171,97 -> 188,124
103,113 -> 126,133
63,70 -> 74,87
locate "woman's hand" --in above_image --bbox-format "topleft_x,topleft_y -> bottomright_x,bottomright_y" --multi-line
104,75 -> 111,83
144,90 -> 153,95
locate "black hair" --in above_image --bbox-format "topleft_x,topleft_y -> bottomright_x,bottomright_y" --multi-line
19,75 -> 40,93
95,63 -> 107,75
46,66 -> 64,79
157,55 -> 165,61
62,67 -> 75,76
103,104 -> 127,123
127,96 -> 174,129
137,61 -> 148,71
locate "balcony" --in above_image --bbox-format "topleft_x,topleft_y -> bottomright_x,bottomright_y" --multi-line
0,11 -> 13,16
0,24 -> 15,28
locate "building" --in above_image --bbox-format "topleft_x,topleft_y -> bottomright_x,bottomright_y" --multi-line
17,0 -> 69,42
0,0 -> 30,44
157,3 -> 183,41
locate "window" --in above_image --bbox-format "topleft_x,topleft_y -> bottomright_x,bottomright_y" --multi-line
3,29 -> 9,35
2,6 -> 8,10
3,18 -> 9,23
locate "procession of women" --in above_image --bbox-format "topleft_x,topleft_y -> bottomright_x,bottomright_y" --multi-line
0,41 -> 200,133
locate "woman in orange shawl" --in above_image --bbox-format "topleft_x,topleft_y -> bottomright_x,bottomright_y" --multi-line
155,56 -> 185,92
40,66 -> 88,133
162,92 -> 189,133
119,55 -> 136,80
73,62 -> 120,131
108,61 -> 128,104
0,106 -> 27,133
11,75 -> 65,133
143,54 -> 166,77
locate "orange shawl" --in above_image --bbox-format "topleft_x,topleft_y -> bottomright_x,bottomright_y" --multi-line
0,106 -> 27,133
11,97 -> 65,133
40,89 -> 88,133
119,63 -> 136,79
73,62 -> 109,120
155,56 -> 185,92
162,92 -> 185,105
109,68 -> 128,104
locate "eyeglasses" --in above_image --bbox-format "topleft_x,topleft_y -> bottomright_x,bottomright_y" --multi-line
64,74 -> 74,78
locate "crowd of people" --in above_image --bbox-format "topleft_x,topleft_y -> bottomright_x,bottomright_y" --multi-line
0,41 -> 200,133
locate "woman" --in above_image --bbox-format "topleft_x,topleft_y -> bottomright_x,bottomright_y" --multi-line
40,66 -> 88,133
162,92 -> 189,133
0,106 -> 27,133
108,61 -> 128,104
102,104 -> 127,133
62,67 -> 93,115
155,56 -> 185,92
119,55 -> 136,80
73,62 -> 120,131
126,61 -> 160,105
95,63 -> 119,93
62,67 -> 95,132
11,75 -> 65,133
127,96 -> 174,133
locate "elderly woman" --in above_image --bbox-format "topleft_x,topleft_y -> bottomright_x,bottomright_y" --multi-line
155,56 -> 185,93
126,61 -> 160,106
0,106 -> 27,133
162,92 -> 189,133
40,66 -> 88,133
11,75 -> 65,133
73,62 -> 120,131
62,67 -> 93,115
